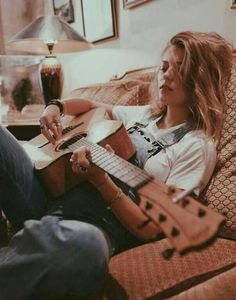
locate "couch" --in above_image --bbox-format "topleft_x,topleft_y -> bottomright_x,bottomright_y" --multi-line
70,55 -> 236,299
0,56 -> 235,299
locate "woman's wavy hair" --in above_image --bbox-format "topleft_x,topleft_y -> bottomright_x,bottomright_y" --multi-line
150,31 -> 233,144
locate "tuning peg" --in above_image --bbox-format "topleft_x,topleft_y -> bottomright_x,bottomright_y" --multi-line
167,185 -> 177,195
198,208 -> 206,217
162,247 -> 176,259
145,201 -> 153,210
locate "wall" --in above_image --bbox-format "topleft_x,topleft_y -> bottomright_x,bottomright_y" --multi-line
1,0 -> 235,96
116,0 -> 236,54
0,0 -> 43,49
57,0 -> 236,95
68,0 -> 236,53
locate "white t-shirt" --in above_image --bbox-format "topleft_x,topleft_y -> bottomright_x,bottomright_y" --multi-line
112,105 -> 217,195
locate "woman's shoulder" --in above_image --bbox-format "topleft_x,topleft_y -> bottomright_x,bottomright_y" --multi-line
181,129 -> 216,156
185,129 -> 215,144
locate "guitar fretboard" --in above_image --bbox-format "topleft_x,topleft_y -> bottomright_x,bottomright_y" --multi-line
66,137 -> 152,190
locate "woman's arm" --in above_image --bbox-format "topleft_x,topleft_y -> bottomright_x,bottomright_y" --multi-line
62,98 -> 114,119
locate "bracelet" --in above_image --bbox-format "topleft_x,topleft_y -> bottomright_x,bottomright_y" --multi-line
107,188 -> 123,207
45,99 -> 64,115
93,175 -> 110,189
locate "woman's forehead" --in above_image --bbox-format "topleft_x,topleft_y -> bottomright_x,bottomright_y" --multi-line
162,46 -> 185,64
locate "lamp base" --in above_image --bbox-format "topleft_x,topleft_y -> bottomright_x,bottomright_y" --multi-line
40,55 -> 63,105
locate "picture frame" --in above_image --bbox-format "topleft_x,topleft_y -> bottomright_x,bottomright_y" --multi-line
231,0 -> 236,9
80,0 -> 117,43
53,0 -> 74,23
123,0 -> 152,9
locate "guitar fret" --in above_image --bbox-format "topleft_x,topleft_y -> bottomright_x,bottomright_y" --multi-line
127,175 -> 150,188
102,160 -> 121,171
112,168 -> 131,177
91,153 -> 107,162
121,172 -> 143,183
105,162 -> 121,172
94,156 -> 117,169
100,157 -> 130,175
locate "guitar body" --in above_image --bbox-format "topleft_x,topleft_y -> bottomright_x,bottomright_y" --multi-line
23,108 -> 136,197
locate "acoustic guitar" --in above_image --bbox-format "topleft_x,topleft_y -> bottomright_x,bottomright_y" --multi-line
23,107 -> 225,255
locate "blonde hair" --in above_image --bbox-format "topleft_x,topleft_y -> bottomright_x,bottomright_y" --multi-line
151,31 -> 233,144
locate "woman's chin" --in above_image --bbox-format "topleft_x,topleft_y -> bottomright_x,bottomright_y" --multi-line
158,97 -> 169,106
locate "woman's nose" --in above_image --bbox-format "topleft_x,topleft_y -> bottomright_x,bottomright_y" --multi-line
163,67 -> 175,80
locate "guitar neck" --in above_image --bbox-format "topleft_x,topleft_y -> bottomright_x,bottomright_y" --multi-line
68,136 -> 225,255
68,138 -> 152,189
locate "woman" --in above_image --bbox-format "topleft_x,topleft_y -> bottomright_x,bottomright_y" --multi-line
0,31 -> 233,299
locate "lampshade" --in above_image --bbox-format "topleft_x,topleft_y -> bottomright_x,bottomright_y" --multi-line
6,14 -> 93,54
5,15 -> 93,106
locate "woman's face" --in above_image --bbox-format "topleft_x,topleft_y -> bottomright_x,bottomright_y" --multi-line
157,46 -> 189,108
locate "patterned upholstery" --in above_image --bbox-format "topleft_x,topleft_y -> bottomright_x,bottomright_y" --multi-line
169,266 -> 236,300
203,55 -> 236,240
104,238 -> 236,300
111,68 -> 156,83
70,79 -> 151,106
100,59 -> 236,299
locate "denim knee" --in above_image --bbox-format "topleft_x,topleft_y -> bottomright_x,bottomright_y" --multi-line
0,216 -> 111,300
51,219 -> 111,296
29,217 -> 111,298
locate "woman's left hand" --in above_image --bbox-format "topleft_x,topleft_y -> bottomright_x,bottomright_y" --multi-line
70,144 -> 114,186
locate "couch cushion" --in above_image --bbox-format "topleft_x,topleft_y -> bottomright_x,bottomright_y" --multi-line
203,55 -> 236,240
70,79 -> 151,106
104,238 -> 236,300
169,266 -> 236,300
111,69 -> 155,83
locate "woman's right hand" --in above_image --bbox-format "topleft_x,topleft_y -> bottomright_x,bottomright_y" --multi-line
39,105 -> 63,144
70,144 -> 114,186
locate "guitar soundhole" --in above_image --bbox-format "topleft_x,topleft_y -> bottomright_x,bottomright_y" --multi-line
56,133 -> 87,151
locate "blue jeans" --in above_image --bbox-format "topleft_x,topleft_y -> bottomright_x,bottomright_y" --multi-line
0,125 -> 112,299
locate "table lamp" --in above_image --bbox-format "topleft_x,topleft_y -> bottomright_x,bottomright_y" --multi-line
6,15 -> 93,104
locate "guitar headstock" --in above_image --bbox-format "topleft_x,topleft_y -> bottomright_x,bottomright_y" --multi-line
137,180 -> 225,256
